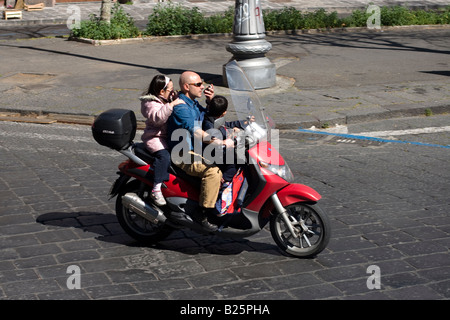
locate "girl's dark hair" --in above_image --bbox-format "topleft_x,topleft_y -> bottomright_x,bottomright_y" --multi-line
143,74 -> 168,96
208,95 -> 228,117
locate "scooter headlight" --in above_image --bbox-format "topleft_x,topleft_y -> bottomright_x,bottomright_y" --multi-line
259,160 -> 295,182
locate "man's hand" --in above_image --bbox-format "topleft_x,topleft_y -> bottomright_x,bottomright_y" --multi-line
223,138 -> 234,149
204,84 -> 214,102
244,115 -> 256,125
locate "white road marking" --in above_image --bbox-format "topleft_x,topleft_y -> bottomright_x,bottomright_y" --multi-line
357,126 -> 450,137
308,125 -> 450,137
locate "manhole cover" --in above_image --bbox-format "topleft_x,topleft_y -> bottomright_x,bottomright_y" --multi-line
326,136 -> 387,147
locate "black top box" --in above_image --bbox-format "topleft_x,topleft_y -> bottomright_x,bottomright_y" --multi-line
92,109 -> 137,150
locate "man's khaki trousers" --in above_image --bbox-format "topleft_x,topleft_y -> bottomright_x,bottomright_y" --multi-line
175,152 -> 222,208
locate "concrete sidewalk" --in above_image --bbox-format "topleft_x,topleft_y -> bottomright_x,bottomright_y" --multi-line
1,0 -> 449,26
0,1 -> 449,129
0,26 -> 449,129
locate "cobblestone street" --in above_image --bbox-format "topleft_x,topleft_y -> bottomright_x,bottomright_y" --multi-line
0,121 -> 448,301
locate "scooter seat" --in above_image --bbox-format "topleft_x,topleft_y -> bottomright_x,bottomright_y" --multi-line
133,143 -> 156,164
134,143 -> 201,189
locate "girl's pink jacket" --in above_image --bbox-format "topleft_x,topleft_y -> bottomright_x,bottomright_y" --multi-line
140,94 -> 173,153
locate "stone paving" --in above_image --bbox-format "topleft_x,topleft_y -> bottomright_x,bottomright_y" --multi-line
0,120 -> 449,301
0,0 -> 449,303
0,29 -> 449,129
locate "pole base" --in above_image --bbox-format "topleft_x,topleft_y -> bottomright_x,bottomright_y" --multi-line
223,57 -> 276,90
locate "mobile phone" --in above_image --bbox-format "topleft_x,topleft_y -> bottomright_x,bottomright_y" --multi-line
204,85 -> 212,93
168,90 -> 178,102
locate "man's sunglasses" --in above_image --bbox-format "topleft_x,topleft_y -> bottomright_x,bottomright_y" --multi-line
189,82 -> 203,87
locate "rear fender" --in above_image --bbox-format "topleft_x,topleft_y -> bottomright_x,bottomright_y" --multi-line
109,173 -> 131,199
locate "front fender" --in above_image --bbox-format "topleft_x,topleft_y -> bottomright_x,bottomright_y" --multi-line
260,183 -> 321,220
276,183 -> 321,206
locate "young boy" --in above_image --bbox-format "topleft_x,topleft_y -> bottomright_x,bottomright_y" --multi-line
202,95 -> 246,182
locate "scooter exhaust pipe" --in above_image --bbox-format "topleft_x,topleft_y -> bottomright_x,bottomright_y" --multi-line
121,193 -> 166,224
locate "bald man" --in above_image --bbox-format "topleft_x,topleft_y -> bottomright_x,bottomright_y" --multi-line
167,71 -> 233,232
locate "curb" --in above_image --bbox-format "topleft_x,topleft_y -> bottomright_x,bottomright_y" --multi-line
2,103 -> 448,130
68,32 -> 234,46
276,103 -> 450,130
0,109 -> 147,129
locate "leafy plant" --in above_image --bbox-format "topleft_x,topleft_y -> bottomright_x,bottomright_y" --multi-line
71,3 -> 450,40
145,3 -> 192,36
264,5 -> 450,31
264,7 -> 303,31
304,8 -> 340,29
203,7 -> 234,34
378,5 -> 450,26
145,3 -> 233,36
341,9 -> 369,27
71,3 -> 140,40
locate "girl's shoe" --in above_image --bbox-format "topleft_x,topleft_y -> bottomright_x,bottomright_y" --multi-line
151,191 -> 166,206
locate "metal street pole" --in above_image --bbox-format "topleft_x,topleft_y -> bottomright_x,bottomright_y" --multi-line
223,0 -> 276,89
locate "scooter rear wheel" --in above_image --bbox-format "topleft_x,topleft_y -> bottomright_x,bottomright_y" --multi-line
116,180 -> 173,245
270,202 -> 330,258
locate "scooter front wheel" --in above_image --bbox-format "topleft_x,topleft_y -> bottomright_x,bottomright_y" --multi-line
270,202 -> 330,258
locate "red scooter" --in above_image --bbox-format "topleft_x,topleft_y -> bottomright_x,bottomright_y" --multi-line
92,61 -> 330,258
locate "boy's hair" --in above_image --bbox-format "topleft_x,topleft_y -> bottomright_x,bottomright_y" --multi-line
208,95 -> 228,117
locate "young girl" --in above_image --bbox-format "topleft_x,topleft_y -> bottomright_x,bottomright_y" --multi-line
140,75 -> 183,206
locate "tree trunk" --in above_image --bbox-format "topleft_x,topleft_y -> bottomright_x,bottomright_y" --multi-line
100,0 -> 113,24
